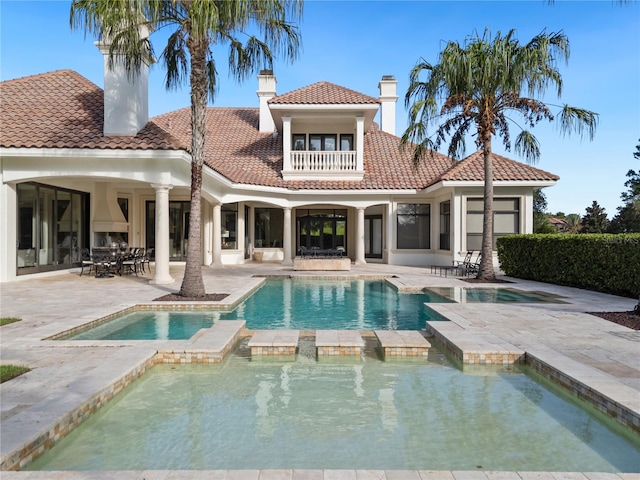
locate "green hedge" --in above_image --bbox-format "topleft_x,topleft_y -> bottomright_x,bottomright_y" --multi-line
497,234 -> 640,298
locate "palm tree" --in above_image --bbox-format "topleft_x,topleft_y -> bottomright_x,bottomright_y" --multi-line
564,213 -> 582,234
71,0 -> 303,297
401,28 -> 597,280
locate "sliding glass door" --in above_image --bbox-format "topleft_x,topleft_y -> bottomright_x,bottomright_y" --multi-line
16,182 -> 89,275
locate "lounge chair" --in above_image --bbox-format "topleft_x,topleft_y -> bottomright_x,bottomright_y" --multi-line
455,252 -> 481,277
439,251 -> 474,277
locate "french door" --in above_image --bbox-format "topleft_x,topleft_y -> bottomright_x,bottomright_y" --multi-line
296,209 -> 346,252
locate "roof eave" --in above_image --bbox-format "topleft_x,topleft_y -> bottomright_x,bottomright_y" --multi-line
423,179 -> 558,193
0,146 -> 187,160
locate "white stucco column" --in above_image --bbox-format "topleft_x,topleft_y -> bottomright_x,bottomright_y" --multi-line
248,206 -> 255,260
355,207 -> 366,265
356,116 -> 364,172
282,116 -> 292,171
211,202 -> 223,267
150,184 -> 174,285
282,207 -> 293,266
0,181 -> 16,282
452,193 -> 463,256
385,202 -> 394,264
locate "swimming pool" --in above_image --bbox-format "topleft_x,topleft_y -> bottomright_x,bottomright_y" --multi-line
25,343 -> 640,472
59,279 -> 450,340
219,278 -> 450,329
58,279 -> 569,341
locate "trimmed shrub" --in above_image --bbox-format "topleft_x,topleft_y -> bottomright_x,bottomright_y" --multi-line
497,234 -> 640,299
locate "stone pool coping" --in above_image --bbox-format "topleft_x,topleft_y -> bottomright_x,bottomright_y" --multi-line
1,263 -> 638,476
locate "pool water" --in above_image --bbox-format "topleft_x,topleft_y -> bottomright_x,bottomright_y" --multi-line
61,279 -> 449,340
425,287 -> 566,303
59,280 -> 567,341
62,311 -> 215,341
219,278 -> 450,330
26,344 -> 640,472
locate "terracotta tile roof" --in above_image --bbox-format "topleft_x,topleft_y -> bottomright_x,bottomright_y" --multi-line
440,150 -> 560,182
0,70 -> 185,150
1,69 -> 558,190
153,108 -> 458,190
268,81 -> 379,105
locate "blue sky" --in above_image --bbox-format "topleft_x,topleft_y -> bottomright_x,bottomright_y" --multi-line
1,0 -> 638,217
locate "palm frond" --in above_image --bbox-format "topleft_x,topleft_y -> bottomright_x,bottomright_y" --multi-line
163,29 -> 189,91
558,105 -> 599,141
514,130 -> 541,164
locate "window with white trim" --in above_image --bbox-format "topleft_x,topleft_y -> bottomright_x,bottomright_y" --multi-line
439,201 -> 451,250
397,203 -> 430,249
466,198 -> 520,250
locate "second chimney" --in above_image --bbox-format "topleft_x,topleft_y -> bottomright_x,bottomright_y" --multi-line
257,70 -> 277,133
378,75 -> 398,136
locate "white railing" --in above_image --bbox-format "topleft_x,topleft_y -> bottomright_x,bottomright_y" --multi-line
290,151 -> 357,172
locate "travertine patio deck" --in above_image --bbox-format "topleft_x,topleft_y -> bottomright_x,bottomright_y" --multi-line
1,263 -> 638,478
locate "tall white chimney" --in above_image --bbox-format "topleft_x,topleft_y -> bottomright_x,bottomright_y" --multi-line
378,75 -> 398,136
96,26 -> 150,136
257,69 -> 277,133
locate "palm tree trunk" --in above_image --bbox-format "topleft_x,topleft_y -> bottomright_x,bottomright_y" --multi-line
478,135 -> 496,280
179,38 -> 207,298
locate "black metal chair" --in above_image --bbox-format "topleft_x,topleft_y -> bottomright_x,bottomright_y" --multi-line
141,248 -> 153,274
79,248 -> 93,276
91,248 -> 118,278
456,252 -> 482,277
120,248 -> 143,276
439,251 -> 474,277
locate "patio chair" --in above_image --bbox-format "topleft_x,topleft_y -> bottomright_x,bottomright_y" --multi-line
79,248 -> 93,276
439,251 -> 474,277
121,248 -> 144,276
456,252 -> 482,277
141,248 -> 153,274
91,248 -> 118,278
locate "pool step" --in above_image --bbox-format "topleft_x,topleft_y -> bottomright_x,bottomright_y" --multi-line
315,329 -> 365,357
375,330 -> 431,359
158,320 -> 246,364
248,329 -> 299,357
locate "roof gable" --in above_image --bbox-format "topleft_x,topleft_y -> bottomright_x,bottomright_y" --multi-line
269,81 -> 379,105
439,150 -> 560,182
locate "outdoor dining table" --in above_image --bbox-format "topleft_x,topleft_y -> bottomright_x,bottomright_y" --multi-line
90,246 -> 136,278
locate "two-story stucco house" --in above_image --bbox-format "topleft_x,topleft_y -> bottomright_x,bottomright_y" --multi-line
0,41 -> 559,283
